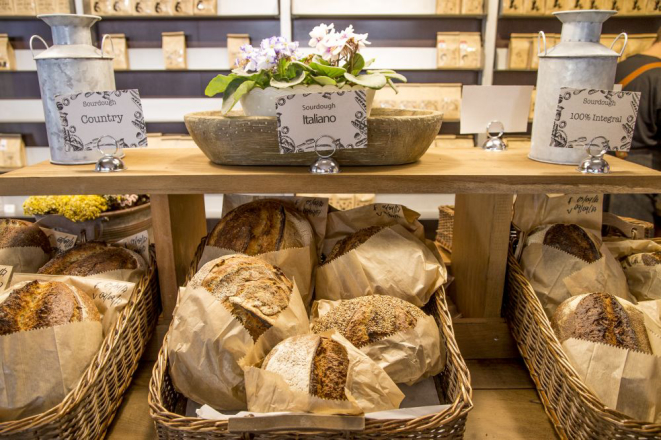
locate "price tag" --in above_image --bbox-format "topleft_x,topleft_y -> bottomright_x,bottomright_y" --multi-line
40,227 -> 78,252
551,88 -> 641,151
116,230 -> 150,264
54,89 -> 148,154
0,265 -> 13,292
275,90 -> 368,154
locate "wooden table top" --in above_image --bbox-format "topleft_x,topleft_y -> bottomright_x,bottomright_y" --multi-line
2,144 -> 660,195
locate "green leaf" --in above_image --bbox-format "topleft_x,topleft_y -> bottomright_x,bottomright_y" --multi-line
313,56 -> 331,66
343,72 -> 387,89
351,53 -> 365,76
251,70 -> 270,88
383,72 -> 407,83
363,58 -> 375,68
310,62 -> 346,78
291,60 -> 315,72
367,69 -> 396,74
386,77 -> 398,93
204,74 -> 234,97
270,70 -> 306,88
277,57 -> 289,78
310,75 -> 337,86
221,78 -> 254,114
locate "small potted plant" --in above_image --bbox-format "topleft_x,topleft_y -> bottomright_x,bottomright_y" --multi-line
205,24 -> 406,117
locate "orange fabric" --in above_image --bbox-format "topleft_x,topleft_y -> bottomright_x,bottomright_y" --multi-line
619,62 -> 661,88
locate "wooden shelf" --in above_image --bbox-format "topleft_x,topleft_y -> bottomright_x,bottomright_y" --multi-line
2,143 -> 660,196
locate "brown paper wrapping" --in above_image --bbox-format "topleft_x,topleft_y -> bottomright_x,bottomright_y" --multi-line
244,331 -> 404,415
513,193 -> 603,237
312,300 -> 446,385
167,280 -> 309,411
521,226 -> 633,317
605,239 -> 661,301
0,246 -> 50,274
316,225 -> 446,307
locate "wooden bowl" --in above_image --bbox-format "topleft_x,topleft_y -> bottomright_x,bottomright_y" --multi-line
184,108 -> 443,166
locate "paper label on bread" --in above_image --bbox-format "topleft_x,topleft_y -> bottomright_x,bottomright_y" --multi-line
39,227 -> 77,253
311,299 -> 446,385
0,265 -> 11,292
0,319 -> 103,421
116,230 -> 151,265
167,279 -> 309,411
513,194 -> 602,237
244,331 -> 404,415
0,247 -> 50,274
316,225 -> 446,307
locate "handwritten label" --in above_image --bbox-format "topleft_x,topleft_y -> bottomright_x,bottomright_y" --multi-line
0,265 -> 13,291
275,91 -> 367,154
116,230 -> 150,264
566,195 -> 600,215
373,204 -> 403,219
551,88 -> 641,151
40,227 -> 78,252
92,281 -> 130,307
55,89 -> 148,156
295,198 -> 325,218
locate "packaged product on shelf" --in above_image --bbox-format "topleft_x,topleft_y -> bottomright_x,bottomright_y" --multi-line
508,33 -> 534,70
523,0 -> 545,15
153,0 -> 172,15
172,0 -> 191,14
37,0 -> 71,13
619,0 -> 646,13
544,0 -> 570,13
461,0 -> 483,14
0,35 -> 15,71
436,32 -> 460,68
373,83 -> 462,120
530,33 -> 558,69
435,0 -> 460,14
133,0 -> 154,14
458,32 -> 482,68
90,0 -> 112,14
0,134 -> 25,168
316,204 -> 447,307
501,0 -> 524,14
192,0 -> 215,15
647,0 -> 660,12
199,195 -> 329,305
162,31 -> 187,70
0,0 -> 14,15
12,0 -> 35,15
227,33 -> 250,69
109,0 -> 131,15
168,255 -> 310,410
102,33 -> 129,70
53,0 -> 72,12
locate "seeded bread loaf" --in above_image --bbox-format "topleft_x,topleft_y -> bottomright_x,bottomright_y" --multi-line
0,219 -> 52,254
622,252 -> 661,268
190,255 -> 293,341
552,292 -> 652,354
262,334 -> 349,401
325,225 -> 384,262
312,295 -> 426,347
207,199 -> 313,255
539,223 -> 602,263
0,280 -> 100,335
37,242 -> 145,276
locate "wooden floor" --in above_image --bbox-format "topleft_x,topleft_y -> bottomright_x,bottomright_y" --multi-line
105,357 -> 559,440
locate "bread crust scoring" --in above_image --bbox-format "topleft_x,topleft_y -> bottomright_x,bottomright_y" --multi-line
38,242 -> 143,276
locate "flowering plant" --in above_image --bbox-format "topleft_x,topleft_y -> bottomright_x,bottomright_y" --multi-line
205,24 -> 406,114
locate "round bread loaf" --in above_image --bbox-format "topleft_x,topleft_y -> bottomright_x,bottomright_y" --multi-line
37,242 -> 145,276
207,199 -> 313,255
539,223 -> 602,263
0,219 -> 52,254
0,280 -> 100,335
622,251 -> 661,268
190,255 -> 293,341
311,295 -> 426,347
262,334 -> 349,401
552,292 -> 652,354
325,225 -> 384,263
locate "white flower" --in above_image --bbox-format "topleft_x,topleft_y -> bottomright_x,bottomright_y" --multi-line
308,23 -> 334,48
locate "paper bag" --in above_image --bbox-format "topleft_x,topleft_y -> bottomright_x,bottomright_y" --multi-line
604,239 -> 661,301
458,32 -> 482,69
0,247 -> 50,274
316,225 -> 446,307
162,32 -> 187,70
167,280 -> 309,410
437,32 -> 460,68
227,34 -> 250,69
0,135 -> 25,169
244,331 -> 404,415
513,193 -> 603,237
311,300 -> 446,385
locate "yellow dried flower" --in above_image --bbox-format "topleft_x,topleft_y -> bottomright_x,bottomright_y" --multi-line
23,196 -> 60,216
23,195 -> 109,222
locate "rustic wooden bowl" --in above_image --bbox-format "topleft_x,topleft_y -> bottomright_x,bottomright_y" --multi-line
184,108 -> 443,166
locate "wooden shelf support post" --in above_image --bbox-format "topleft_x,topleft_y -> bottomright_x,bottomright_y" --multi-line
451,193 -> 514,318
151,194 -> 207,319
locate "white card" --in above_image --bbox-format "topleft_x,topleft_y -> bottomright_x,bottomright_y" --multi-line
276,91 -> 368,154
0,265 -> 13,292
551,88 -> 641,152
116,230 -> 151,265
460,85 -> 533,134
39,227 -> 78,252
55,89 -> 148,155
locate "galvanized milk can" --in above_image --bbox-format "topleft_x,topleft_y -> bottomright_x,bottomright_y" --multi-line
31,14 -> 115,165
529,10 -> 626,165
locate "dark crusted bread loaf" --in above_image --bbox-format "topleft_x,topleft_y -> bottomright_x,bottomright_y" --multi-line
622,252 -> 661,268
0,280 -> 100,335
207,199 -> 313,255
312,295 -> 426,347
541,223 -> 602,263
190,255 -> 293,341
326,225 -> 384,263
37,242 -> 144,276
262,334 -> 349,401
0,219 -> 52,254
552,292 -> 652,354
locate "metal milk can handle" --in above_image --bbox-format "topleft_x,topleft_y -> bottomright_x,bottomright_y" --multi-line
101,34 -> 116,58
610,33 -> 628,57
537,31 -> 547,56
29,35 -> 49,59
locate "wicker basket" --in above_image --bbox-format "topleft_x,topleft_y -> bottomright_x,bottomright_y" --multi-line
149,237 -> 473,440
0,249 -> 160,439
436,205 -> 454,252
505,235 -> 661,440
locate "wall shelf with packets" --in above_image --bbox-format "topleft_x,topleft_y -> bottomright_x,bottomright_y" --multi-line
290,0 -> 485,16
500,0 -> 661,16
85,0 -> 278,17
0,0 -> 73,15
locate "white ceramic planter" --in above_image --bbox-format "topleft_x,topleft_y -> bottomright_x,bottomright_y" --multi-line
239,84 -> 376,117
